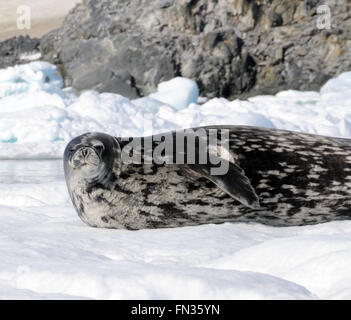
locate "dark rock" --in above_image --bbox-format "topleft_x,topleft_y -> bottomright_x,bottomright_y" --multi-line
269,11 -> 283,27
305,0 -> 320,13
36,0 -> 351,99
40,0 -> 258,99
0,35 -> 41,69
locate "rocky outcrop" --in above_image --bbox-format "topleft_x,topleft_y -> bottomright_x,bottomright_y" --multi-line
0,35 -> 41,69
40,0 -> 351,99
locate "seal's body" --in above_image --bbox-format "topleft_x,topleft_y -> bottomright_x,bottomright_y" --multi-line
64,126 -> 351,230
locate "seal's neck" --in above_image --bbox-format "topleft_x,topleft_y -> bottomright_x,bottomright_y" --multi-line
85,167 -> 118,191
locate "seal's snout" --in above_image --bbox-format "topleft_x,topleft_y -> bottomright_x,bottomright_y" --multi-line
78,147 -> 93,161
71,146 -> 100,168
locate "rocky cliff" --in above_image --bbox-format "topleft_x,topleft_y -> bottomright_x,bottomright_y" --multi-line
35,0 -> 351,99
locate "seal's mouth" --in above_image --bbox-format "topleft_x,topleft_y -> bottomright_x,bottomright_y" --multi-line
73,162 -> 88,170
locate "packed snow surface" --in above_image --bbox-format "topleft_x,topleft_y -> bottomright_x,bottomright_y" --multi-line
0,62 -> 351,299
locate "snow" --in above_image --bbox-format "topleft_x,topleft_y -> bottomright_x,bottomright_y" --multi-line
149,77 -> 199,110
0,161 -> 317,299
0,61 -> 351,299
19,52 -> 42,62
0,61 -> 351,158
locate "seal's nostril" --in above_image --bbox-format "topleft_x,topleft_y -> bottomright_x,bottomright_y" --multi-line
82,148 -> 88,157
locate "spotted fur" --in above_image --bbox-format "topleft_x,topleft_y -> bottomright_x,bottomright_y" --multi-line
63,126 -> 351,229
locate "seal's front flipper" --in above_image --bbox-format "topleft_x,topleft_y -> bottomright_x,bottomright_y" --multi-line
188,161 -> 260,209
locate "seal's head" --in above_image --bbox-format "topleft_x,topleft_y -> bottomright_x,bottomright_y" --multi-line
63,132 -> 121,185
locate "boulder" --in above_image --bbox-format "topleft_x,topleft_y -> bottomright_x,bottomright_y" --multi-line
38,0 -> 351,99
0,35 -> 41,69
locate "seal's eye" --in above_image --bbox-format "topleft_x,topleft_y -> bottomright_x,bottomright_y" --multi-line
69,148 -> 75,153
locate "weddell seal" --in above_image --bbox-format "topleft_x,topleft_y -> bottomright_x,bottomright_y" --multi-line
63,125 -> 351,230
